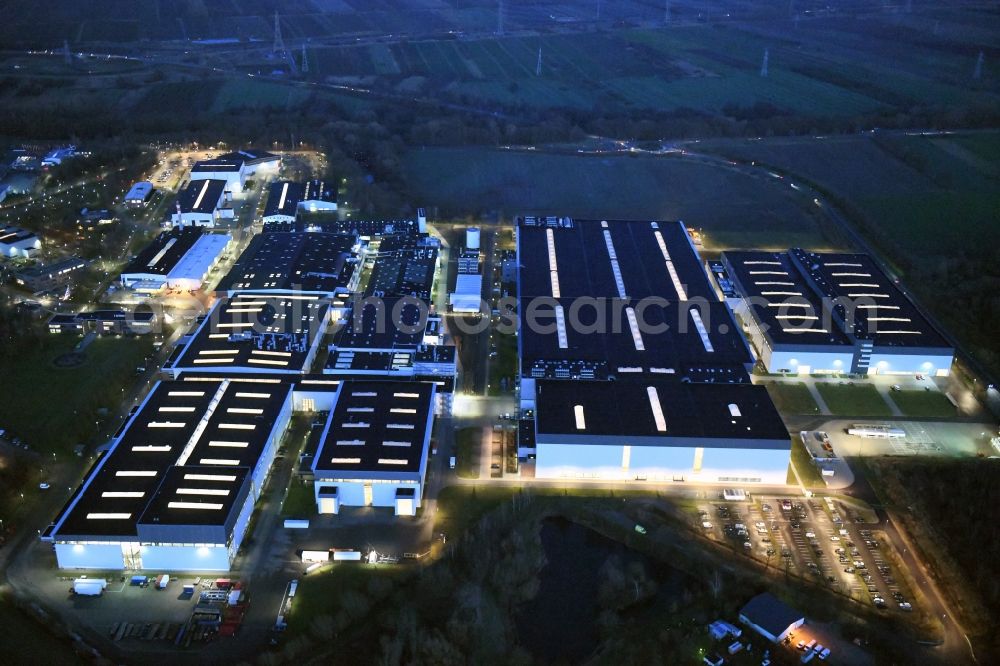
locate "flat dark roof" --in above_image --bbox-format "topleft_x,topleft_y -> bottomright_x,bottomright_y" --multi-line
517,219 -> 752,381
263,181 -> 304,219
789,249 -> 949,349
16,256 -> 88,278
52,379 -> 292,539
192,159 -> 242,173
313,380 -> 434,475
122,227 -> 204,276
219,149 -> 279,165
171,295 -> 330,373
365,246 -> 438,301
302,179 -> 336,203
333,297 -> 429,350
740,593 -> 804,637
137,465 -> 251,528
216,232 -> 357,295
723,250 -> 852,347
535,379 -> 789,444
177,179 -> 226,214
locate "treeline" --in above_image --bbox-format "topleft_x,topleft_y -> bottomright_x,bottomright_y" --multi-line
871,458 -> 1000,659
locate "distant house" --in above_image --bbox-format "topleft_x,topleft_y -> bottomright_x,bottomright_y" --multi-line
739,592 -> 805,643
703,653 -> 724,666
48,309 -> 156,336
298,179 -> 337,213
77,207 -> 116,233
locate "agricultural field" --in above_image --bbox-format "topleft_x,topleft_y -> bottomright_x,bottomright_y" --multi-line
405,147 -> 833,250
698,130 -> 1000,378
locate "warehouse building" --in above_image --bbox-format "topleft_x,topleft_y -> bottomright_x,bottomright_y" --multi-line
124,181 -> 154,206
120,227 -> 231,293
0,226 -> 41,258
42,378 -> 294,571
48,309 -> 156,336
166,294 -> 332,376
721,249 -> 953,376
311,380 -> 435,516
262,181 -> 304,224
533,379 -> 790,484
215,232 -> 360,297
172,179 -> 230,227
515,217 -> 787,483
299,179 -> 338,213
739,593 -> 805,643
189,158 -> 246,194
14,256 -> 88,293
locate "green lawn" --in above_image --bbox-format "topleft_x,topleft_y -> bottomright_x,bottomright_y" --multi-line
889,390 -> 957,418
282,478 -> 317,517
788,437 -> 825,488
0,334 -> 154,455
764,381 -> 821,415
816,383 -> 893,417
454,427 -> 481,479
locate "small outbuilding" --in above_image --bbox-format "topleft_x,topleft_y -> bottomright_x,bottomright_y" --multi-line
739,592 -> 805,643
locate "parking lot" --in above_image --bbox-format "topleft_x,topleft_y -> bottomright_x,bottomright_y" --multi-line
816,419 -> 994,458
694,494 -> 917,616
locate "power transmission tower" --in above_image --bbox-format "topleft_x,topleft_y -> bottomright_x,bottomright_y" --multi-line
973,51 -> 984,80
597,0 -> 601,21
760,48 -> 769,78
273,10 -> 285,55
63,39 -> 72,65
301,44 -> 309,74
497,0 -> 504,36
664,0 -> 671,24
536,47 -> 542,76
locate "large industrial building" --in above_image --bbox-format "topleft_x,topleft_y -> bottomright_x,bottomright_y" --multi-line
262,181 -> 304,224
515,217 -> 789,484
172,179 -> 230,227
120,227 -> 231,293
721,249 -> 953,376
43,378 -> 294,571
533,379 -> 790,484
166,294 -> 332,376
299,179 -> 338,213
311,380 -> 435,517
215,231 -> 360,297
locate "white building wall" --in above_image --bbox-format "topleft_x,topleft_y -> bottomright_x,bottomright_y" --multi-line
140,544 -> 230,572
315,480 -> 421,509
54,542 -> 124,570
250,395 -> 293,499
535,443 -> 625,479
228,488 -> 257,558
172,212 -> 215,228
867,352 -> 953,377
699,447 -> 790,485
536,442 -> 790,485
768,349 -> 854,375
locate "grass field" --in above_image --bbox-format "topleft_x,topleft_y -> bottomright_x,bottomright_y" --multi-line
816,383 -> 893,417
763,381 -> 821,415
700,130 -> 1000,378
282,478 -> 317,517
0,335 -> 154,455
889,389 -> 957,418
788,437 -> 824,488
454,427 -> 480,479
406,148 -> 831,249
303,16 -> 998,114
